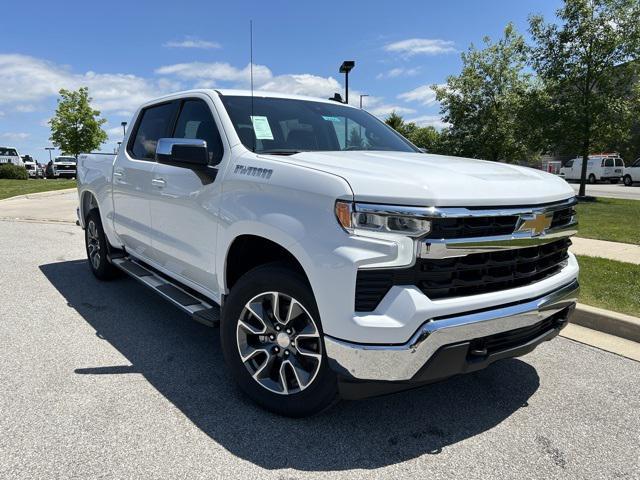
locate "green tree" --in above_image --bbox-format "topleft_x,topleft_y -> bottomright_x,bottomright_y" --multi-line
529,0 -> 640,196
433,23 -> 541,163
49,87 -> 108,157
385,111 -> 416,137
384,112 -> 445,153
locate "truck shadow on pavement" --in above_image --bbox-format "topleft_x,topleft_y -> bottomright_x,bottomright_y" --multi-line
41,260 -> 541,471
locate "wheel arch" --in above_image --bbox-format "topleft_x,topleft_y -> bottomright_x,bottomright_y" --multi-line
80,190 -> 99,224
224,234 -> 312,294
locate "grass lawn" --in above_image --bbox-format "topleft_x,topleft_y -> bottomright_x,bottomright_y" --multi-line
575,197 -> 640,245
0,179 -> 76,200
577,255 -> 640,317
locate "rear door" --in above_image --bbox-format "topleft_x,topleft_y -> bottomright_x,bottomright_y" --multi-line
147,96 -> 227,294
602,157 -> 615,178
113,101 -> 178,259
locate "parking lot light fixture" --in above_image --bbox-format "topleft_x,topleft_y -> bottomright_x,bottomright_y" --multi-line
339,61 -> 355,104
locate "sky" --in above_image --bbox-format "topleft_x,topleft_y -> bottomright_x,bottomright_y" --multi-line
0,0 -> 562,160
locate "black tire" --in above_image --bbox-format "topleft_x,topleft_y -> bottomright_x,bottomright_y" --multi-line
588,174 -> 596,184
623,175 -> 633,187
85,209 -> 120,280
221,263 -> 338,417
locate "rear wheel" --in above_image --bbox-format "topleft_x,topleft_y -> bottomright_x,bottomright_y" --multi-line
588,174 -> 596,184
624,175 -> 633,186
85,209 -> 120,280
221,263 -> 338,417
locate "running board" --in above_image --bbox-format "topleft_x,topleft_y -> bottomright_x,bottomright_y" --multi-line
112,258 -> 220,327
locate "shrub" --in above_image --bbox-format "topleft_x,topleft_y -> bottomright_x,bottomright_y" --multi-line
0,164 -> 29,180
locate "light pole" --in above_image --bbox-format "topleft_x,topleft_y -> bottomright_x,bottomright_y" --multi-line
45,147 -> 55,162
121,121 -> 127,138
359,94 -> 369,109
339,61 -> 355,104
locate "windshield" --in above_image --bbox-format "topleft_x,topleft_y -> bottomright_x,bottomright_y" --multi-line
0,148 -> 18,156
219,96 -> 418,154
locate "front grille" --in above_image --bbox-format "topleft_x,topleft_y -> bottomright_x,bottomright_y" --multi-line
355,238 -> 570,311
57,165 -> 75,170
427,215 -> 518,239
468,308 -> 569,355
550,206 -> 576,229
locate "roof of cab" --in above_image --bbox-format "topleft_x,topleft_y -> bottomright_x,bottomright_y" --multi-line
138,89 -> 354,109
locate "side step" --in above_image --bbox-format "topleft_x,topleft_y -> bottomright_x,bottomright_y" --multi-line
112,257 -> 220,327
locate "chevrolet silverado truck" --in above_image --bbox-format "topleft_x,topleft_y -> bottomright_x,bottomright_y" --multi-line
53,155 -> 77,178
77,89 -> 579,417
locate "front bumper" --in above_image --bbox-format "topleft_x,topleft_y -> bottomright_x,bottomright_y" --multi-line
325,279 -> 578,383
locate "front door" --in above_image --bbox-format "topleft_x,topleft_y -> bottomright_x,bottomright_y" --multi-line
147,97 -> 226,295
113,101 -> 178,260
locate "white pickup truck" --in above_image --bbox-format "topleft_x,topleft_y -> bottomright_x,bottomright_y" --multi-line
52,155 -> 77,178
77,89 -> 579,416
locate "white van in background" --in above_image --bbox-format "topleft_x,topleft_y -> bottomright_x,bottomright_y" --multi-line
559,154 -> 625,184
0,146 -> 24,167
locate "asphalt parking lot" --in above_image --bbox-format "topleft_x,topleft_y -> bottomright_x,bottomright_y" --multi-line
1,219 -> 639,480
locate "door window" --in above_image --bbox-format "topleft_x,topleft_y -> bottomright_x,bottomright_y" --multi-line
172,100 -> 224,165
130,102 -> 177,160
615,158 -> 624,167
603,158 -> 614,167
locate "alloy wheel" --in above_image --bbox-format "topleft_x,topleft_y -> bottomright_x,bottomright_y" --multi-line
86,220 -> 101,270
236,291 -> 322,395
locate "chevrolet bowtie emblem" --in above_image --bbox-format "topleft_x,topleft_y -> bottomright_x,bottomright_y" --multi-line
517,213 -> 553,236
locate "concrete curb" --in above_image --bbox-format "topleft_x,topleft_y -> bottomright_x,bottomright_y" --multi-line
0,187 -> 76,203
571,303 -> 640,343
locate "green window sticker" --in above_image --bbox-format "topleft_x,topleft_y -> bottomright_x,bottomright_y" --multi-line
250,116 -> 274,140
322,115 -> 342,123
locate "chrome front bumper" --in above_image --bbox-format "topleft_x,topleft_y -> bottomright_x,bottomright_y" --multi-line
325,280 -> 579,382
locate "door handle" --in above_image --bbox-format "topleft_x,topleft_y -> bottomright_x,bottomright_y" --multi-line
151,178 -> 166,187
113,170 -> 124,178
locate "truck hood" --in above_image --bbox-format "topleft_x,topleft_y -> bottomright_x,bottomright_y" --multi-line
276,151 -> 575,206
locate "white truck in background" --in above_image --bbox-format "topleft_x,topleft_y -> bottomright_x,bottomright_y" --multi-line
77,89 -> 579,417
21,155 -> 38,178
52,155 -> 77,178
0,146 -> 24,167
623,158 -> 640,186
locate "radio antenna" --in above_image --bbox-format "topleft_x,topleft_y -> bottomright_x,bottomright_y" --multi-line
250,20 -> 256,153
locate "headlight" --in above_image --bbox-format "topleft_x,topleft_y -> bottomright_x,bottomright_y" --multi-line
335,201 -> 431,237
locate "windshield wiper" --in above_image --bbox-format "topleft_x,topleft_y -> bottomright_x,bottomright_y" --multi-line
257,149 -> 303,156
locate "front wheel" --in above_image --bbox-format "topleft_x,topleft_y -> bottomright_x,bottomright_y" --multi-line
624,175 -> 633,187
221,264 -> 338,417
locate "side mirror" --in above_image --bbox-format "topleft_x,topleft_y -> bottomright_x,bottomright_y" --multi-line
156,138 -> 208,169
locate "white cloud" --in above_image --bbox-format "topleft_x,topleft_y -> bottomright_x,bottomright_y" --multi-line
368,104 -> 416,118
384,38 -> 456,57
376,67 -> 421,79
0,132 -> 30,140
406,115 -> 449,130
398,84 -> 442,106
163,38 -> 221,50
156,61 -> 344,100
0,54 -> 178,114
260,74 -> 342,98
155,62 -> 272,86
15,104 -> 37,113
